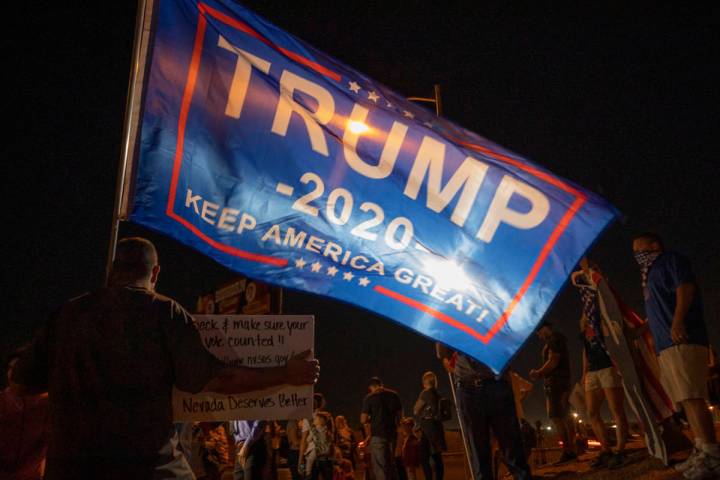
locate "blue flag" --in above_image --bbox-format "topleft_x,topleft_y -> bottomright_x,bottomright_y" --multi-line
130,0 -> 617,372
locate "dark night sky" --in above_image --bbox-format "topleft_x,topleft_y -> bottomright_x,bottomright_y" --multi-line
4,2 -> 719,425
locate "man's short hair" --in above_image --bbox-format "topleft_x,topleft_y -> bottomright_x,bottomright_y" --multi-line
539,320 -> 553,330
111,237 -> 158,281
422,371 -> 437,388
369,376 -> 383,388
632,232 -> 664,249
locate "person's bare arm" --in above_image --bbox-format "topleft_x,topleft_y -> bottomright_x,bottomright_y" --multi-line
360,412 -> 370,428
413,394 -> 426,416
299,428 -> 309,466
202,350 -> 319,394
360,413 -> 371,441
671,283 -> 695,344
530,351 -> 560,379
436,342 -> 451,360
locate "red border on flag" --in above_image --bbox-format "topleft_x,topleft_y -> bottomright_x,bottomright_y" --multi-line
165,3 -> 588,344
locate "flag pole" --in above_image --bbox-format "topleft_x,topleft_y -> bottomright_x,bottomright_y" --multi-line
431,86 -> 477,480
413,84 -> 477,480
106,0 -> 156,283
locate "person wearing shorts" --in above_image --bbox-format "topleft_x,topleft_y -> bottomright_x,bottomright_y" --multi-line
633,232 -> 718,480
572,265 -> 629,469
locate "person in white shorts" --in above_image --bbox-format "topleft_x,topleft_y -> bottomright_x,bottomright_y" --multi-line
572,266 -> 629,469
633,232 -> 718,480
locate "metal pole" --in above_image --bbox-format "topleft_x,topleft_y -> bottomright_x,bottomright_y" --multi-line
446,370 -> 477,480
427,84 -> 477,479
433,84 -> 442,117
106,0 -> 155,283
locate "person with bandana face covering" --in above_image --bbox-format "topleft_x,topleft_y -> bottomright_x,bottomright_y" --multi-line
632,232 -> 718,480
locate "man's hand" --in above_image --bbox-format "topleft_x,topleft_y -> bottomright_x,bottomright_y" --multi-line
671,320 -> 688,345
237,442 -> 249,467
441,357 -> 453,373
284,349 -> 320,385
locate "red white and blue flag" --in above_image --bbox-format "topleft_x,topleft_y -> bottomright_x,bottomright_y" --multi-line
128,0 -> 617,372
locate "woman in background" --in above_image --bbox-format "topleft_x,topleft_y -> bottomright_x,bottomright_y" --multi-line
413,371 -> 446,480
334,415 -> 355,467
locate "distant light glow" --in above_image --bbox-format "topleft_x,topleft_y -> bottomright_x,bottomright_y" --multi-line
348,120 -> 369,134
546,426 -> 552,431
422,257 -> 474,292
587,440 -> 602,448
572,413 -> 578,418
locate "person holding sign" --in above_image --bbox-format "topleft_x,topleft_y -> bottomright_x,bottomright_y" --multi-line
10,237 -> 320,480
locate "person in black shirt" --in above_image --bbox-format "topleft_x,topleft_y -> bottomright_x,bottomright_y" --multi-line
530,321 -> 576,464
437,344 -> 531,480
11,237 -> 320,480
361,377 -> 402,480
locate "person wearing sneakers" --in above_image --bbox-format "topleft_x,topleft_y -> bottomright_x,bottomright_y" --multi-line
571,264 -> 629,469
633,232 -> 719,480
530,321 -> 577,465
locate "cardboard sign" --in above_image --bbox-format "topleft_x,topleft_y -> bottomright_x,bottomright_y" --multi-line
173,314 -> 314,421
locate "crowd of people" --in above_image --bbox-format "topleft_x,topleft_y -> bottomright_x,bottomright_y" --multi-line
1,232 -> 718,480
137,373 -> 447,480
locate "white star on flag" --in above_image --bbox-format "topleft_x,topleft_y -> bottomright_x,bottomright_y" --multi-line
327,266 -> 338,276
294,258 -> 307,269
348,81 -> 361,93
311,261 -> 322,272
386,101 -> 393,108
367,90 -> 380,103
358,277 -> 370,287
403,110 -> 415,119
342,271 -> 354,281
423,121 -> 434,128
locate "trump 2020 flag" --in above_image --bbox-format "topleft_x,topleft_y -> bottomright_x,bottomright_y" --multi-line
129,0 -> 617,372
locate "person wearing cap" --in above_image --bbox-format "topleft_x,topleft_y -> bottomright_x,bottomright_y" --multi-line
530,321 -> 576,464
11,237 -> 320,480
361,377 -> 403,480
